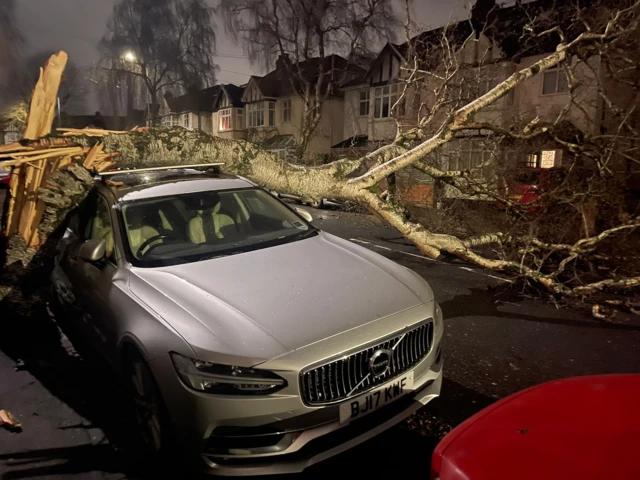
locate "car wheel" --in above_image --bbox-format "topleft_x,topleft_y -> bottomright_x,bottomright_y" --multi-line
126,352 -> 167,454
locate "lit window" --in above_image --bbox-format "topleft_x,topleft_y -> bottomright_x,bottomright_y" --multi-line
219,108 -> 232,131
542,65 -> 569,95
359,90 -> 370,116
268,101 -> 276,127
183,114 -> 190,129
374,84 -> 404,119
247,103 -> 264,127
282,99 -> 292,122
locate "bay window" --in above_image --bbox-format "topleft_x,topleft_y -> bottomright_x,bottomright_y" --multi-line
219,108 -> 232,131
247,101 -> 276,127
374,84 -> 404,119
247,103 -> 264,127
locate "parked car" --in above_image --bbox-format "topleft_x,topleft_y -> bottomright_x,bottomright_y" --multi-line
0,166 -> 11,186
431,374 -> 640,480
51,166 -> 444,476
498,167 -> 565,210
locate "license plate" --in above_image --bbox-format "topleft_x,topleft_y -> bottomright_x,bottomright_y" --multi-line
339,372 -> 414,423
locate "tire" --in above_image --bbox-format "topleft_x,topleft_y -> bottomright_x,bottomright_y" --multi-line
125,351 -> 168,455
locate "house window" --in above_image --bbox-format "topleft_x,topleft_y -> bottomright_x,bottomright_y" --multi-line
359,90 -> 370,116
172,115 -> 179,126
161,116 -> 171,126
449,140 -> 490,173
542,65 -> 569,95
236,109 -> 244,130
219,108 -> 232,131
268,101 -> 276,127
247,103 -> 264,127
374,84 -> 404,119
525,153 -> 539,168
183,113 -> 190,129
277,150 -> 287,160
282,99 -> 292,122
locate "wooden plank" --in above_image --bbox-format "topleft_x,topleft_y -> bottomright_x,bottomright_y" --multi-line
4,166 -> 24,237
0,146 -> 82,159
0,142 -> 32,153
82,143 -> 103,170
23,51 -> 68,140
28,160 -> 56,247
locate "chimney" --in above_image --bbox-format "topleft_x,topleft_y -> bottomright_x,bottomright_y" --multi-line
276,53 -> 291,70
471,0 -> 497,23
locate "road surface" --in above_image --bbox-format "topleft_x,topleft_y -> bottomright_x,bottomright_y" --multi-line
1,202 -> 639,479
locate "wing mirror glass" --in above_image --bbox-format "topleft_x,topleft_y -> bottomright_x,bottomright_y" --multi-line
295,208 -> 313,223
78,238 -> 106,262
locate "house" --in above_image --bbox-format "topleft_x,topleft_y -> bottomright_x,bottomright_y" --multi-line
335,0 -> 606,207
241,55 -> 364,161
160,86 -> 220,133
0,120 -> 21,145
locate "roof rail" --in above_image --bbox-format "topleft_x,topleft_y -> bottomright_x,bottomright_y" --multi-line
97,162 -> 225,176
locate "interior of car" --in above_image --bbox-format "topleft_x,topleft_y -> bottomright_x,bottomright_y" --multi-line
119,188 -> 311,262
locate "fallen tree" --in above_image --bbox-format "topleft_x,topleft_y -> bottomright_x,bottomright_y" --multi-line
2,0 -> 640,319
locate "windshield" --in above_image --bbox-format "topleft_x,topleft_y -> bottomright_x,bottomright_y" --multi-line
119,187 -> 316,267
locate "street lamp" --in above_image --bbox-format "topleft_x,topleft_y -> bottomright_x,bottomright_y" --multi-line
123,51 -> 136,62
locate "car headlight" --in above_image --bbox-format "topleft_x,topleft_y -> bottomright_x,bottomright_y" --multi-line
434,302 -> 443,330
170,353 -> 287,395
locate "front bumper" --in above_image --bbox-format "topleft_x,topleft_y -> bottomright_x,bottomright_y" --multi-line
149,304 -> 443,476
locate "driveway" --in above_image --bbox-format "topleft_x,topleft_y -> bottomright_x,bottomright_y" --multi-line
1,204 -> 639,479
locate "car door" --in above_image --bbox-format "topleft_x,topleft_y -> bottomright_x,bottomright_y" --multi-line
64,192 -> 120,357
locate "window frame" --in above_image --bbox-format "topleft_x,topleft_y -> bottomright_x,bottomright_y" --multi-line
541,65 -> 569,96
82,192 -> 117,264
218,108 -> 232,132
282,99 -> 292,123
268,101 -> 276,127
183,113 -> 190,129
359,90 -> 370,117
247,102 -> 265,127
373,84 -> 404,119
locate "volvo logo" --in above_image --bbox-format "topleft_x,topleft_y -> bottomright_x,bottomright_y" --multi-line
368,349 -> 392,378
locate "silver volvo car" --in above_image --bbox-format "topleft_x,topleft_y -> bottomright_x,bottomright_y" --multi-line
51,166 -> 443,476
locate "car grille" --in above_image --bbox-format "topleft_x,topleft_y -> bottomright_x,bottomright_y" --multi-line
301,321 -> 433,405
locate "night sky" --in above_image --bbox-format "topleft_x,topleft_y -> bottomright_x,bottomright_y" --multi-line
15,0 -> 470,113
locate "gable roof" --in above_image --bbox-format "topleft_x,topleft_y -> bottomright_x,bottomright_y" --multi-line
242,55 -> 366,101
166,85 -> 222,113
362,0 -> 590,76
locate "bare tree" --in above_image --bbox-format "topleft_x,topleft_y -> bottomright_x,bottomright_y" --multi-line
4,0 -> 640,306
0,0 -> 24,111
221,0 -> 398,158
99,0 -> 218,121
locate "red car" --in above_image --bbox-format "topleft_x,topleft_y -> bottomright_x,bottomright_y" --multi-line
0,166 -> 10,186
432,375 -> 640,480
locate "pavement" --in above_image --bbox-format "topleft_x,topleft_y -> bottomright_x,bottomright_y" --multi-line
1,199 -> 639,479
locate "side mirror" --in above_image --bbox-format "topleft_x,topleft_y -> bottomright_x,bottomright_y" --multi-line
296,208 -> 313,223
78,238 -> 106,262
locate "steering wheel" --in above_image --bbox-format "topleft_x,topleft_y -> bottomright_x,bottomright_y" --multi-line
137,234 -> 170,257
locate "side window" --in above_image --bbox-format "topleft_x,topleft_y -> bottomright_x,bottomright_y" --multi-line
84,195 -> 116,263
